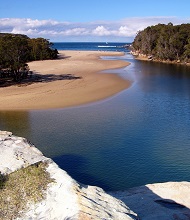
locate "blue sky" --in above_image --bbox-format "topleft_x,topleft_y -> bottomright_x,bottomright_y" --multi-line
0,0 -> 190,42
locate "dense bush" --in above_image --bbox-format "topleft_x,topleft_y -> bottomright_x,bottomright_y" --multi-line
132,23 -> 190,62
0,33 -> 58,82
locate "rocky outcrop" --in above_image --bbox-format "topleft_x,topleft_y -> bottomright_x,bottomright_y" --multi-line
111,182 -> 190,220
0,131 -> 137,220
1,130 -> 190,220
0,131 -> 47,174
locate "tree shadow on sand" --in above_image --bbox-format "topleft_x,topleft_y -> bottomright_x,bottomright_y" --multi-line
57,54 -> 72,60
52,154 -> 111,190
0,72 -> 82,88
0,53 -> 79,88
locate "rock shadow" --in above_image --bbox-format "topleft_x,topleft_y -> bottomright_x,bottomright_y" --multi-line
109,183 -> 190,219
0,173 -> 8,189
52,154 -> 111,190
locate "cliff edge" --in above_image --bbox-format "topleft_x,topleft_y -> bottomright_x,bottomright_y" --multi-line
0,130 -> 190,220
0,131 -> 137,220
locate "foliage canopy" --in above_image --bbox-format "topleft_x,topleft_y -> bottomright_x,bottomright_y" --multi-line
0,33 -> 58,82
132,23 -> 190,62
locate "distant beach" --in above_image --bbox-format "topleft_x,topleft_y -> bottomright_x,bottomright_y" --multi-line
0,50 -> 130,110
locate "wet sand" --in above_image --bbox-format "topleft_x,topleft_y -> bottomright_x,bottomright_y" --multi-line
0,50 -> 130,110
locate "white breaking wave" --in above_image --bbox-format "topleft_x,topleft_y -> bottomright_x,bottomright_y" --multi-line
97,46 -> 117,48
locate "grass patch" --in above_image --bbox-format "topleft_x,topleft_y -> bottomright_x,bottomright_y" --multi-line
0,162 -> 53,220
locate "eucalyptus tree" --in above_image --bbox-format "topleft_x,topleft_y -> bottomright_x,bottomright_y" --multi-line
0,34 -> 30,81
0,34 -> 58,82
132,23 -> 190,63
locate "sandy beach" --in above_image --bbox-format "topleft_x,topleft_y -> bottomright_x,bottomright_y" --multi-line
0,50 -> 130,111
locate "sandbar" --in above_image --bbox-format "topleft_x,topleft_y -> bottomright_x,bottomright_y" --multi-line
0,50 -> 130,111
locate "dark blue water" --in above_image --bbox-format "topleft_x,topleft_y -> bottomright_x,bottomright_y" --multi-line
52,42 -> 130,52
1,45 -> 190,191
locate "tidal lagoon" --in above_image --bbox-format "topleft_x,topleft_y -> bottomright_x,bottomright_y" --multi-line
0,45 -> 190,191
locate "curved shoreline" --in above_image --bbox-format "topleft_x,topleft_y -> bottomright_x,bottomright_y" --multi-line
134,54 -> 190,66
0,50 -> 131,111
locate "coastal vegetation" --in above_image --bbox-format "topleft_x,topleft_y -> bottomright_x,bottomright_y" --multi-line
0,33 -> 58,83
132,23 -> 190,63
0,162 -> 53,220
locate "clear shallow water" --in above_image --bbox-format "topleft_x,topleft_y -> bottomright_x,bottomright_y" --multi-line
1,52 -> 190,191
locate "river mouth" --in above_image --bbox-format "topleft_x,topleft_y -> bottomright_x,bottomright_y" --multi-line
1,53 -> 190,191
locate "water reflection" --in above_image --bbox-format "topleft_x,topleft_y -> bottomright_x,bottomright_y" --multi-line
0,111 -> 31,138
134,61 -> 190,98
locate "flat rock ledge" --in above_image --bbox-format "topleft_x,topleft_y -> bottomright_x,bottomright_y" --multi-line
111,181 -> 190,220
1,131 -> 190,220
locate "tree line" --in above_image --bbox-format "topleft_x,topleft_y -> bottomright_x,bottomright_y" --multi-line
132,23 -> 190,63
0,33 -> 58,82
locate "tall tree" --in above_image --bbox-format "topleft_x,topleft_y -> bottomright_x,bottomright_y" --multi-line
0,34 -> 30,81
0,33 -> 58,82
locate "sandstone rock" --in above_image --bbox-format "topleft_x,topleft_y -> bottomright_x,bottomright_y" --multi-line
17,160 -> 137,220
110,182 -> 190,220
17,161 -> 80,220
0,131 -> 137,220
0,131 -> 47,175
0,130 -> 12,141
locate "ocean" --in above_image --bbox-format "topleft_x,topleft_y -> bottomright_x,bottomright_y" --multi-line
52,42 -> 130,52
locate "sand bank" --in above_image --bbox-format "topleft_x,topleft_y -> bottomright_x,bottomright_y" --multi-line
0,50 -> 130,111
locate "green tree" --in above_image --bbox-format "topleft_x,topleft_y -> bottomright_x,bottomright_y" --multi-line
184,38 -> 190,61
0,34 -> 30,81
29,38 -> 58,61
0,33 -> 58,83
132,23 -> 190,63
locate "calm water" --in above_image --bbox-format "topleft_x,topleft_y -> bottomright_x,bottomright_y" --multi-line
52,42 -> 129,52
1,48 -> 190,191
